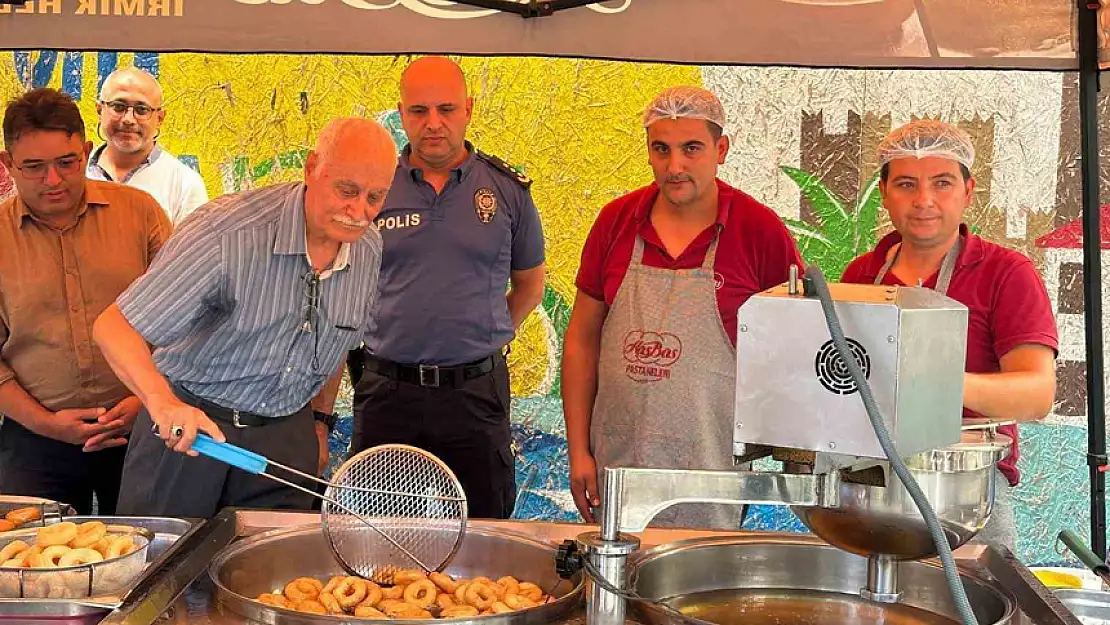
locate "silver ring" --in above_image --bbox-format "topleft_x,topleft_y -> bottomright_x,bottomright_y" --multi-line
170,425 -> 184,438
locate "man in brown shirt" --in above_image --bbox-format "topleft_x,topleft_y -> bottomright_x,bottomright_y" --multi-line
0,88 -> 171,514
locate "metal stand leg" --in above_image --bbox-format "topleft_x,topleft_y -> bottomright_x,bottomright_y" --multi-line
579,467 -> 640,625
578,531 -> 640,625
860,554 -> 902,603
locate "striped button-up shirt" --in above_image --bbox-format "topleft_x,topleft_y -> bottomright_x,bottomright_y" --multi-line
116,182 -> 381,417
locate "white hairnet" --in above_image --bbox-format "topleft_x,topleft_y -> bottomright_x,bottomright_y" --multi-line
642,86 -> 726,131
877,119 -> 975,170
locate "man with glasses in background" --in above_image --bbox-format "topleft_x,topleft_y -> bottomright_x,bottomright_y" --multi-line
87,67 -> 208,225
0,88 -> 172,514
91,117 -> 398,518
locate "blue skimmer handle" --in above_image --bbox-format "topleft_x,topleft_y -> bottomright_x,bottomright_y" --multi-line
191,433 -> 269,475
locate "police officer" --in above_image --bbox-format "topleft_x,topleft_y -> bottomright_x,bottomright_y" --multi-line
352,56 -> 546,519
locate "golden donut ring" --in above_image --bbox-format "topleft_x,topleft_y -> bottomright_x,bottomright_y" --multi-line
393,569 -> 426,585
504,593 -> 541,610
386,583 -> 409,600
386,604 -> 432,619
284,577 -> 323,602
322,575 -> 344,595
318,591 -> 344,614
359,581 -> 384,608
36,522 -> 77,547
491,601 -> 514,614
496,576 -> 520,597
57,547 -> 103,567
5,506 -> 41,526
335,576 -> 370,609
403,579 -> 438,606
442,605 -> 480,618
429,572 -> 458,594
107,535 -> 136,559
464,583 -> 497,610
70,522 -> 107,549
377,599 -> 408,614
41,545 -> 71,567
257,593 -> 293,609
18,545 -> 44,568
0,540 -> 29,562
295,599 -> 327,614
517,582 -> 543,602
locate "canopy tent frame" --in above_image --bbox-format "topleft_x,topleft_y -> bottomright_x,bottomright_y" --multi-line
2,0 -> 1107,562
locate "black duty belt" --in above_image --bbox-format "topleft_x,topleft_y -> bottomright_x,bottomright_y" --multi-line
362,350 -> 502,389
173,384 -> 296,428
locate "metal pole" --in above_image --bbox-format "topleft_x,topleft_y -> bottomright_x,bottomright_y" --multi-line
1077,0 -> 1107,560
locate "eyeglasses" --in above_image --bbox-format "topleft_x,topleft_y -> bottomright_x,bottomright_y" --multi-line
301,271 -> 322,371
300,271 -> 321,333
13,155 -> 83,180
99,100 -> 160,121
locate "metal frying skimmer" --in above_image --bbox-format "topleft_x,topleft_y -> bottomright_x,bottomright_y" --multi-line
322,445 -> 468,584
175,432 -> 468,583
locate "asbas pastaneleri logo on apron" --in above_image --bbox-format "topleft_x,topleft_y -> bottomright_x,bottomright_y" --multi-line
621,330 -> 682,383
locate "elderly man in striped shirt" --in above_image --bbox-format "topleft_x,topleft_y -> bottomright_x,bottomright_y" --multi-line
91,117 -> 398,518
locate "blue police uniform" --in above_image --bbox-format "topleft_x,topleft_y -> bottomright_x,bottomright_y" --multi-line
352,142 -> 545,519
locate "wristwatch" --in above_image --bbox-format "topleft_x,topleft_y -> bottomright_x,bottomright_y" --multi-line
313,410 -> 338,432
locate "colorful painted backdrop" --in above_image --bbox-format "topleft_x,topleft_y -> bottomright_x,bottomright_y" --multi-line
1,53 -> 1105,566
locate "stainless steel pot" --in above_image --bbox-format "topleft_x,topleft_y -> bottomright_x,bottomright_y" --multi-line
627,534 -> 1014,625
794,429 -> 1012,560
209,522 -> 584,625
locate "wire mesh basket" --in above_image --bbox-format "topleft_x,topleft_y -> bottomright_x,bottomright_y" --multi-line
0,524 -> 152,599
322,444 -> 467,584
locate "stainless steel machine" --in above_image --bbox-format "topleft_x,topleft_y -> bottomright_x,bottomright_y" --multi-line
573,268 -> 1015,625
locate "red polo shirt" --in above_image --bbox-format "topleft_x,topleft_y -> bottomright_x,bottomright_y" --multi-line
841,224 -> 1059,487
575,179 -> 803,346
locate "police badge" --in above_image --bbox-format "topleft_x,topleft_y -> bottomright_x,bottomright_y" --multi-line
474,188 -> 497,224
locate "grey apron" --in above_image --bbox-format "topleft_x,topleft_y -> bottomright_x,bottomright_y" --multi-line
590,229 -> 741,530
874,237 -> 1015,552
873,236 -> 961,294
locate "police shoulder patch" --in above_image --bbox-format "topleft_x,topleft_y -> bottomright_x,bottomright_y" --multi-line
475,149 -> 532,188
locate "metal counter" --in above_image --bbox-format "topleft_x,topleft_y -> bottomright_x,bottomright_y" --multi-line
100,509 -> 1083,625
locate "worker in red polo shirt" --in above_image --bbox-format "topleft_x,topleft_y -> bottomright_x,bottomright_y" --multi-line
561,86 -> 803,529
841,119 -> 1058,551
